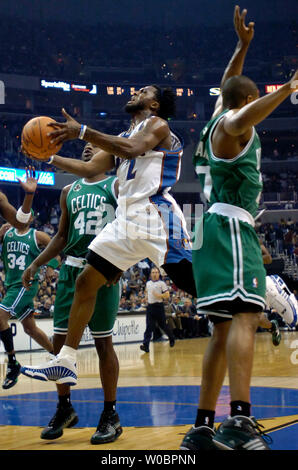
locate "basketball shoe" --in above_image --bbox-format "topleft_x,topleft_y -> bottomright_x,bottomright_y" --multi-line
213,415 -> 272,450
20,356 -> 77,385
90,410 -> 123,444
41,404 -> 79,440
2,361 -> 21,389
180,426 -> 217,450
270,319 -> 281,346
267,275 -> 298,327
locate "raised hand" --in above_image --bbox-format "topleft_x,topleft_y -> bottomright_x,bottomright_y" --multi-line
234,5 -> 255,46
47,108 -> 81,146
18,166 -> 39,193
289,70 -> 298,92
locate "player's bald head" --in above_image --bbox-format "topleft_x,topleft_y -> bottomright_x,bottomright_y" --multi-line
222,75 -> 259,109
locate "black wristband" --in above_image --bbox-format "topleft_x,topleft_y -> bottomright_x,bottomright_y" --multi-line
25,191 -> 35,194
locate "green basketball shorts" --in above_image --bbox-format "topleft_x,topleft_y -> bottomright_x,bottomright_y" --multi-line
192,212 -> 266,317
53,263 -> 120,337
0,282 -> 38,322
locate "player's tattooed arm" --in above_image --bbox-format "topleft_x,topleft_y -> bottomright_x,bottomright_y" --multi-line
212,5 -> 255,119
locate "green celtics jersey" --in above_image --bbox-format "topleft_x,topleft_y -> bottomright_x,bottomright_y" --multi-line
193,110 -> 263,217
2,227 -> 41,288
65,176 -> 117,257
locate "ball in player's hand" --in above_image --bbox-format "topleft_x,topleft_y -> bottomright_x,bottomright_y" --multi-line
21,116 -> 62,160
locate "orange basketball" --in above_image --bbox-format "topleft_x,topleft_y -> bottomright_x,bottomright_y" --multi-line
21,116 -> 62,161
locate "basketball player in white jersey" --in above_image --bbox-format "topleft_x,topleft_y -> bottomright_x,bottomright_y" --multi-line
21,85 -> 196,385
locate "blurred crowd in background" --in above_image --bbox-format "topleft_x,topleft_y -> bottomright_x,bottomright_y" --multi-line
0,19 -> 296,84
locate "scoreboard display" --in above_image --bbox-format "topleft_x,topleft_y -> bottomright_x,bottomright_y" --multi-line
40,79 -> 195,97
40,78 -> 286,98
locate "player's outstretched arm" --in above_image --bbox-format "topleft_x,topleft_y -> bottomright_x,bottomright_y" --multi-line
47,109 -> 169,158
49,149 -> 115,178
22,186 -> 69,290
224,70 -> 298,136
0,166 -> 38,229
212,5 -> 255,118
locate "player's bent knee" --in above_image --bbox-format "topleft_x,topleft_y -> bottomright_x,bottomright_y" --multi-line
233,311 -> 261,330
95,336 -> 114,358
212,321 -> 231,346
22,325 -> 35,336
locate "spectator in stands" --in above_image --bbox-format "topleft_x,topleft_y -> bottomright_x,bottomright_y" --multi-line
118,297 -> 130,312
166,295 -> 184,339
38,298 -> 54,318
42,223 -> 55,237
137,259 -> 151,281
284,229 -> 295,256
179,297 -> 201,338
49,205 -> 59,230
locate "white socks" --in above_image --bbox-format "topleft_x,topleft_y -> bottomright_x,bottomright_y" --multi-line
58,345 -> 77,363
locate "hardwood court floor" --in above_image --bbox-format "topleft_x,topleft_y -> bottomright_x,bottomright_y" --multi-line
0,331 -> 298,450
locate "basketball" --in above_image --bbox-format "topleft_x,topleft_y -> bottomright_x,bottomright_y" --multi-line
21,116 -> 62,161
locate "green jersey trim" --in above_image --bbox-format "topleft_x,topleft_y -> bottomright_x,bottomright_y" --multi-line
68,176 -> 118,206
196,216 -> 266,310
81,176 -> 112,185
208,113 -> 257,163
196,289 -> 266,310
33,229 -> 41,253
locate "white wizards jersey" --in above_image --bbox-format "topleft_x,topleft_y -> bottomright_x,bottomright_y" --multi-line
89,116 -> 192,271
115,117 -> 183,209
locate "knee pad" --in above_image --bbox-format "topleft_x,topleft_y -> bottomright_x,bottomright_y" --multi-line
266,275 -> 298,327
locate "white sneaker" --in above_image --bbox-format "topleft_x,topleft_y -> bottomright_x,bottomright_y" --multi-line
20,356 -> 77,386
289,294 -> 298,326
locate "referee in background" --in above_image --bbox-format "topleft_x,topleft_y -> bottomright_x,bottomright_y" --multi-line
140,267 -> 175,353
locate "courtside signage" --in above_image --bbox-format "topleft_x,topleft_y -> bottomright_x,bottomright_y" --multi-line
0,167 -> 55,186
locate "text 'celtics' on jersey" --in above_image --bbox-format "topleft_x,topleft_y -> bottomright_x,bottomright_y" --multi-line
65,176 -> 117,258
2,227 -> 41,288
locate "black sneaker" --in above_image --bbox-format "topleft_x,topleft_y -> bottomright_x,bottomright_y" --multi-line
180,426 -> 217,450
169,338 -> 175,348
40,405 -> 79,440
90,410 -> 123,444
213,415 -> 272,450
140,344 -> 149,353
270,320 -> 281,347
2,361 -> 21,389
